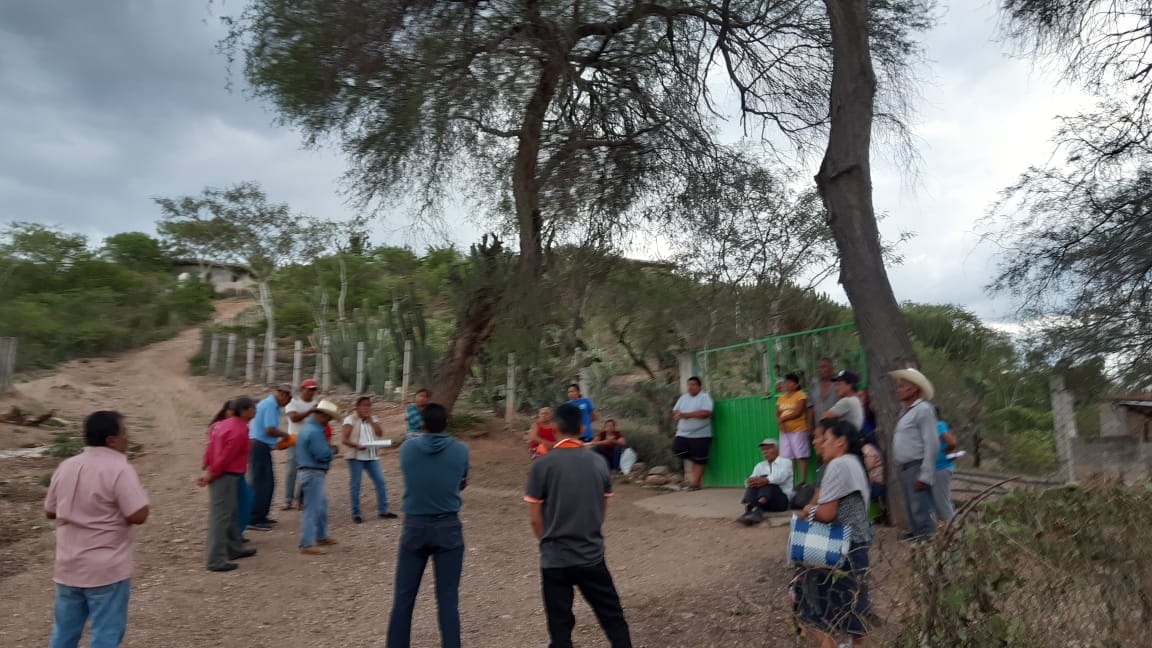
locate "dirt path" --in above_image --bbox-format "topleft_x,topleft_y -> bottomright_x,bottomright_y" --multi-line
0,314 -> 906,647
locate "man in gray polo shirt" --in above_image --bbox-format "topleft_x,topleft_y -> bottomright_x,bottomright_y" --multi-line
525,403 -> 631,648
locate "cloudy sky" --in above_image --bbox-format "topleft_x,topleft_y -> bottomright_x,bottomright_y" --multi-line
0,1 -> 1087,324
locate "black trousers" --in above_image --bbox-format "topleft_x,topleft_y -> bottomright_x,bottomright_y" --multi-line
742,484 -> 789,512
248,443 -> 274,524
542,560 -> 631,648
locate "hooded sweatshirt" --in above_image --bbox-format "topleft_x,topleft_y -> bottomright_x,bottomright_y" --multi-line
399,433 -> 470,516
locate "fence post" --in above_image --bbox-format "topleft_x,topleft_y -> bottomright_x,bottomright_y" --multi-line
224,333 -> 237,378
264,335 -> 276,385
505,352 -> 517,420
292,340 -> 303,390
356,341 -> 366,394
0,337 -> 16,394
678,353 -> 695,394
208,334 -> 220,374
245,338 -> 256,385
321,335 -> 332,392
401,339 -> 413,404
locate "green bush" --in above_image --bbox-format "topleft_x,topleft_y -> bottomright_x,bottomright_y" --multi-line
1001,428 -> 1059,476
625,430 -> 678,471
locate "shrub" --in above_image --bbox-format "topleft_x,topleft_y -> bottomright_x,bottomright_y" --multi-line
625,429 -> 679,471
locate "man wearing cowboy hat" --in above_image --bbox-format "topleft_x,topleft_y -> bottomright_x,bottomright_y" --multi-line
890,368 -> 940,540
296,400 -> 341,555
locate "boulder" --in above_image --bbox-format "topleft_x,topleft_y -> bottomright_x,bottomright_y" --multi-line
630,462 -> 647,476
644,475 -> 669,486
665,473 -> 683,485
647,465 -> 670,476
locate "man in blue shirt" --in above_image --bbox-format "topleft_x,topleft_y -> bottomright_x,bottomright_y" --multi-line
386,403 -> 470,648
297,400 -> 338,555
566,384 -> 597,442
405,388 -> 430,440
247,384 -> 291,530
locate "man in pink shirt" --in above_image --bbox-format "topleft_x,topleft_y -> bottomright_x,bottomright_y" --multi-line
44,411 -> 149,648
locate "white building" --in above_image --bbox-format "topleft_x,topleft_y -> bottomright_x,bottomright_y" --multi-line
173,259 -> 256,296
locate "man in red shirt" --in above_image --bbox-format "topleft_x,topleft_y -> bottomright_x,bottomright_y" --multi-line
199,397 -> 258,572
44,411 -> 149,648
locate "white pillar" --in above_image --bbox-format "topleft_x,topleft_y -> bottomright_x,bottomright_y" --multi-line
208,334 -> 220,373
1050,374 -> 1077,482
265,334 -> 276,385
321,335 -> 332,392
224,333 -> 237,378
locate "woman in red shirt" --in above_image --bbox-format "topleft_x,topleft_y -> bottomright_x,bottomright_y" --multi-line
528,407 -> 559,460
198,396 -> 258,572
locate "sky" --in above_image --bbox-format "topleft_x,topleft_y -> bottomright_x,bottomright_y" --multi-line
0,1 -> 1089,325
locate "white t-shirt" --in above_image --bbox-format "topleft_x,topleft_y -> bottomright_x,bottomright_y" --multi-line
827,395 -> 864,432
749,458 -> 794,499
285,398 -> 315,438
343,415 -> 378,461
673,392 -> 714,438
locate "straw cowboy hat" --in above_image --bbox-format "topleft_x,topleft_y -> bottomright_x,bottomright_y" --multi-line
312,400 -> 340,419
889,367 -> 935,401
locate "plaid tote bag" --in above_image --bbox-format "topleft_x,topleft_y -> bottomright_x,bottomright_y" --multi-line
788,512 -> 852,569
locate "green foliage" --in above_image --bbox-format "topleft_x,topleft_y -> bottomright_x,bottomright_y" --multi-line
625,430 -> 678,471
897,484 -> 1152,646
446,413 -> 485,435
101,232 -> 171,273
48,433 -> 83,458
0,224 -> 214,369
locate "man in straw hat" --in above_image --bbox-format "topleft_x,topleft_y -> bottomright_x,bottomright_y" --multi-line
889,367 -> 941,540
296,399 -> 340,555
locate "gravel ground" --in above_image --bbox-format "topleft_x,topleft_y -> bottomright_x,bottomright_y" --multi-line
0,322 -> 909,647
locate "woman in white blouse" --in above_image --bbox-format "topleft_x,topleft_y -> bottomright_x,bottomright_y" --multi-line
340,396 -> 398,523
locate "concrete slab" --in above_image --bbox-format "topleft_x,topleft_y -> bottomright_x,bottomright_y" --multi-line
633,487 -> 792,526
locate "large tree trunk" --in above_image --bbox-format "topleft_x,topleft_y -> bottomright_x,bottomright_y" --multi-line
817,0 -> 920,531
429,236 -> 508,413
429,65 -> 561,413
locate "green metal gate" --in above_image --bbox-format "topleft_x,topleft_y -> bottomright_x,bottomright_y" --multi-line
696,324 -> 866,487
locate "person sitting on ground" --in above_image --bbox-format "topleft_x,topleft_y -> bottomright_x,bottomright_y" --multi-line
740,438 -> 793,525
297,400 -> 340,556
528,406 -> 558,460
590,419 -> 627,472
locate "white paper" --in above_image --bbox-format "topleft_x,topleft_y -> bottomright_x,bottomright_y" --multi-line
362,440 -> 394,448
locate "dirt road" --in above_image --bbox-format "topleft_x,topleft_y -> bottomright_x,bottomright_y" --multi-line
0,317 -> 903,647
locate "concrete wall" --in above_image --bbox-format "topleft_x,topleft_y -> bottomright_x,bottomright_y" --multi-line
1070,437 -> 1152,483
1099,403 -> 1126,438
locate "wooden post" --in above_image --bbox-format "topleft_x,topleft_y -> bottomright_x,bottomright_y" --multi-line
265,334 -> 276,385
356,341 -> 366,394
401,339 -> 413,404
0,337 -> 15,394
321,335 -> 332,392
245,338 -> 256,385
208,334 -> 220,373
224,333 -> 237,378
505,352 -> 517,420
292,340 -> 303,390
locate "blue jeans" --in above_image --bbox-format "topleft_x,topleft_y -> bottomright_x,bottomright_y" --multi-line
298,469 -> 329,547
348,459 -> 389,516
284,446 -> 299,504
236,477 -> 253,537
386,514 -> 465,648
49,579 -> 131,648
899,462 -> 937,539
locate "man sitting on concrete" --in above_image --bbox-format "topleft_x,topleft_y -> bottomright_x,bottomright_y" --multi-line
740,438 -> 793,525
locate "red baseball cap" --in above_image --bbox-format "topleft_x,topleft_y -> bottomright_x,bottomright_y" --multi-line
300,379 -> 318,389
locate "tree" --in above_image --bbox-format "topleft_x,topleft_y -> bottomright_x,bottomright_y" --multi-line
809,0 -> 929,530
221,0 -> 927,411
102,232 -> 171,273
156,182 -> 328,384
990,0 -> 1152,387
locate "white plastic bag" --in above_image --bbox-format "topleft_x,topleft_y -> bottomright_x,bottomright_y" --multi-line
619,448 -> 638,475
